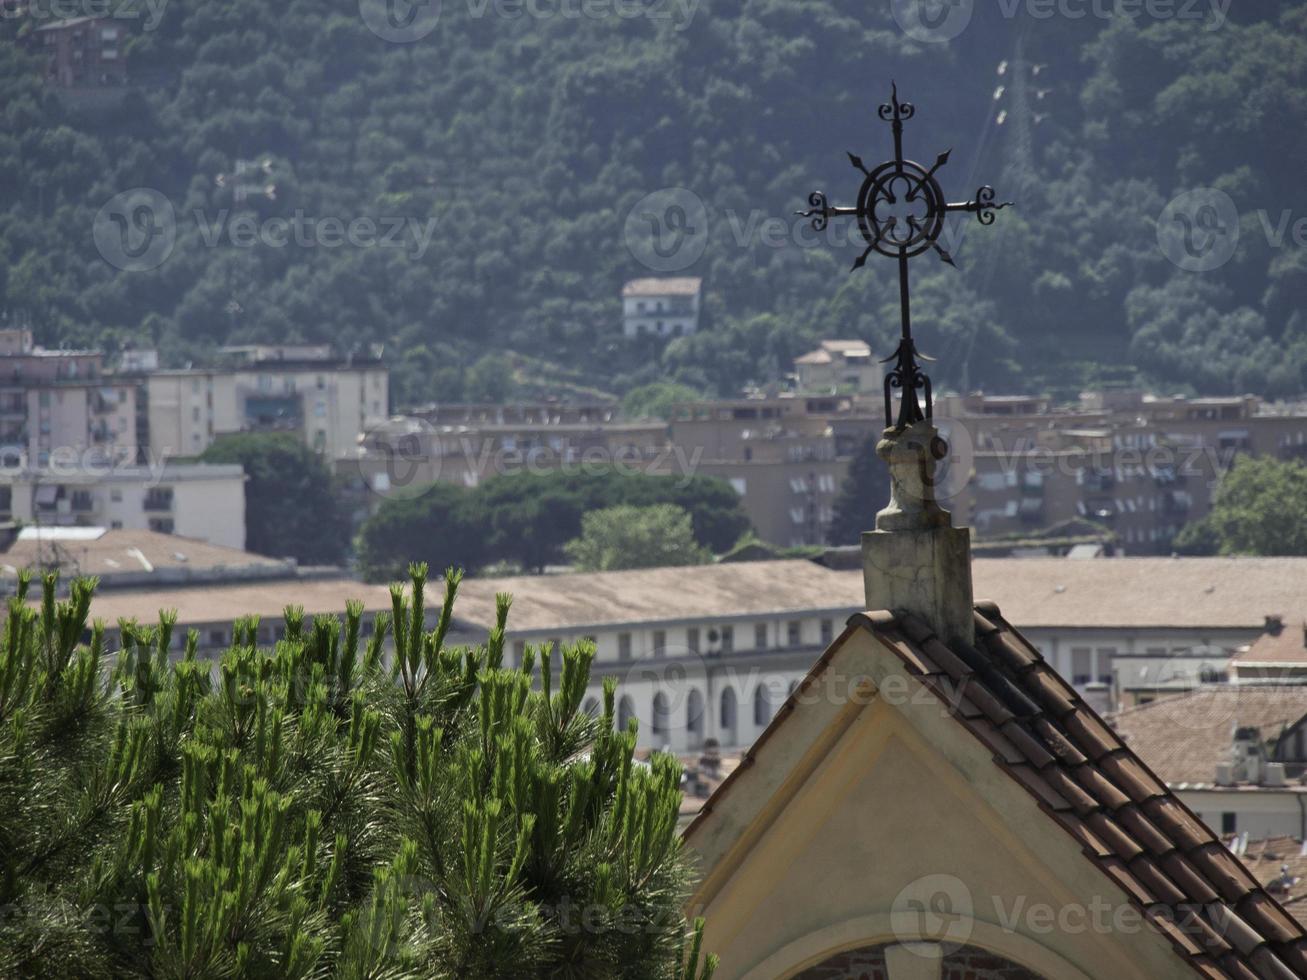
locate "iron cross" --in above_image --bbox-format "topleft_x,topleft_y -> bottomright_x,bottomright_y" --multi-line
799,84 -> 1011,430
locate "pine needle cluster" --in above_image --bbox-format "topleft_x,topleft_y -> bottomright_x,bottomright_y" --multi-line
0,565 -> 719,979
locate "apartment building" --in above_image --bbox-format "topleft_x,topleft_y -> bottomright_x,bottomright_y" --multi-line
0,329 -> 136,465
339,405 -> 671,518
792,339 -> 876,393
621,277 -> 701,338
0,462 -> 248,550
145,346 -> 388,460
668,395 -> 881,547
932,390 -> 1307,554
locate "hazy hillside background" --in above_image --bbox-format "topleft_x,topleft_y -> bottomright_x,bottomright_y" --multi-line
2,1 -> 1305,406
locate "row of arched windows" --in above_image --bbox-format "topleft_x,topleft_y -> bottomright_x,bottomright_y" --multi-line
586,680 -> 802,748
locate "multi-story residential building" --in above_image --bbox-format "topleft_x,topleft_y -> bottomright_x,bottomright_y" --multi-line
793,339 -> 876,393
621,277 -> 701,338
144,346 -> 388,460
339,404 -> 671,518
0,463 -> 248,549
931,390 -> 1307,554
32,16 -> 128,89
0,328 -> 136,465
668,395 -> 880,547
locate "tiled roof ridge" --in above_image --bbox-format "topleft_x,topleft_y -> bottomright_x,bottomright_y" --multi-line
871,601 -> 1307,980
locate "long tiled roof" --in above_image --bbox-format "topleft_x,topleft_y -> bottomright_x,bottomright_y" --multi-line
1109,691 -> 1307,787
686,604 -> 1307,979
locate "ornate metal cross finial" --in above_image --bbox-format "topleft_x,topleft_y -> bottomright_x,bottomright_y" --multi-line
799,83 -> 1011,430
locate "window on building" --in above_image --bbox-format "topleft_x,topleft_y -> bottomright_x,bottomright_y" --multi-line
820,619 -> 833,645
209,629 -> 226,647
787,621 -> 801,647
1070,647 -> 1092,686
110,488 -> 122,502
687,628 -> 700,654
652,629 -> 666,655
1095,647 -> 1116,685
1221,812 -> 1237,834
754,623 -> 767,649
144,487 -> 173,511
720,626 -> 733,654
618,632 -> 632,661
549,637 -> 562,655
148,517 -> 174,534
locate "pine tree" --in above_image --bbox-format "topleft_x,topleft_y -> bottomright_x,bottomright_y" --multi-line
827,433 -> 890,547
0,567 -> 718,978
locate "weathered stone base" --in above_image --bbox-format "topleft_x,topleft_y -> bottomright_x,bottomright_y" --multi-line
861,524 -> 975,650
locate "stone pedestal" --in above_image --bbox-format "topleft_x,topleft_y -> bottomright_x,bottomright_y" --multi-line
861,420 -> 975,650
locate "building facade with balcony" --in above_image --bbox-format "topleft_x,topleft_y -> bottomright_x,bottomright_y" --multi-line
145,349 -> 388,461
0,463 -> 247,550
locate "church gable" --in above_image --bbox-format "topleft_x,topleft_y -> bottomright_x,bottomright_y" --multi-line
684,605 -> 1307,980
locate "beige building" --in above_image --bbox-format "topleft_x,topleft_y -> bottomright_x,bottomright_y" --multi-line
793,339 -> 876,393
0,462 -> 247,549
342,410 -> 670,503
0,328 -> 137,465
932,391 -> 1307,554
669,395 -> 880,547
146,351 -> 388,461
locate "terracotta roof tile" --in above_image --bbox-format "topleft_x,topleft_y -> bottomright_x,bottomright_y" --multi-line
1237,892 -> 1305,946
1098,751 -> 1169,802
1084,810 -> 1145,861
1161,854 -> 1223,905
1116,803 -> 1177,856
1246,947 -> 1299,980
1072,763 -> 1134,811
1190,842 -> 1266,904
999,718 -> 1057,770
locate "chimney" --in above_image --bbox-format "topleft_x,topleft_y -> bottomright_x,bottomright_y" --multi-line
862,419 -> 975,650
1265,615 -> 1285,636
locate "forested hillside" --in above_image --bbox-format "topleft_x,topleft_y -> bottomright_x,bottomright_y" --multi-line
2,1 -> 1305,405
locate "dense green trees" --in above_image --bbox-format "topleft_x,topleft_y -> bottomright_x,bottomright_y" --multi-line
1174,456 -> 1307,556
356,469 -> 752,581
0,566 -> 718,977
200,433 -> 350,565
565,504 -> 710,571
2,4 -> 1305,405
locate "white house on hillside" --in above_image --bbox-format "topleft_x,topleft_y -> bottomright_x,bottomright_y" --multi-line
621,277 -> 701,338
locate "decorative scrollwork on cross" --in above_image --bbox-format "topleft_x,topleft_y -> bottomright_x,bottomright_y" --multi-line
798,83 -> 1012,430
